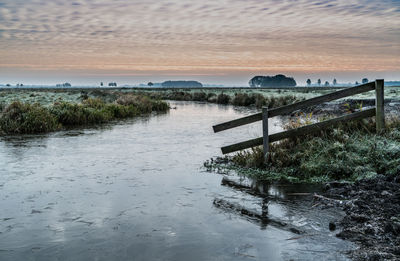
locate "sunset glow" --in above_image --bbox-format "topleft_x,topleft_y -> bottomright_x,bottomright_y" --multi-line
0,0 -> 399,84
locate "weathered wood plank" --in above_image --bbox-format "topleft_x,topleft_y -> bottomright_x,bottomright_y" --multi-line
375,80 -> 385,132
268,108 -> 375,143
213,113 -> 262,133
213,82 -> 375,133
221,137 -> 263,154
221,108 -> 375,154
262,107 -> 269,162
268,82 -> 374,117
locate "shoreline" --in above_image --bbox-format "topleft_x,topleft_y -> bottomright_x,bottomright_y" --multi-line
322,173 -> 400,260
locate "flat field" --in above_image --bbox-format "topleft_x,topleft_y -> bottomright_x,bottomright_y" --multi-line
1,86 -> 399,106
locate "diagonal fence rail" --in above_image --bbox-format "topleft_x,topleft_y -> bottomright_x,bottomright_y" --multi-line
214,80 -> 385,159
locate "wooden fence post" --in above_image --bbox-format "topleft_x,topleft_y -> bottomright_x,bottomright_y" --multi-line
375,79 -> 385,132
262,107 -> 269,163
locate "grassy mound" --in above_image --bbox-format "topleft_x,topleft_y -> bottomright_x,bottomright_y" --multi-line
0,96 -> 169,135
0,101 -> 59,134
229,117 -> 400,183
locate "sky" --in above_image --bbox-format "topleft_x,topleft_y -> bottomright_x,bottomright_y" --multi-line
0,0 -> 399,86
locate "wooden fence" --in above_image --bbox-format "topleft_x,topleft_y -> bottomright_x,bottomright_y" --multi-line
213,80 -> 385,160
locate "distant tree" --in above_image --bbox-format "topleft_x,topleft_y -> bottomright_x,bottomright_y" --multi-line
333,79 -> 337,85
57,83 -> 71,87
355,81 -> 359,85
6,84 -> 10,87
148,82 -> 154,87
362,78 -> 369,84
108,82 -> 117,87
306,79 -> 311,86
324,81 -> 329,87
317,79 -> 321,86
249,74 -> 296,87
100,82 -> 103,87
161,81 -> 203,88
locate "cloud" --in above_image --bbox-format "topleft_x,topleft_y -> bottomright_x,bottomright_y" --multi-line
0,0 -> 398,74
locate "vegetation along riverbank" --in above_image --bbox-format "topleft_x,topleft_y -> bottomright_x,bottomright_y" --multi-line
0,94 -> 169,135
0,88 -> 311,135
206,116 -> 400,183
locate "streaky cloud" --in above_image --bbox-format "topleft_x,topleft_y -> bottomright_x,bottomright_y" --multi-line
0,0 -> 398,76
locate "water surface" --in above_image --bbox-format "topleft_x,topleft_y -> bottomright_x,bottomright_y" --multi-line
0,101 -> 352,260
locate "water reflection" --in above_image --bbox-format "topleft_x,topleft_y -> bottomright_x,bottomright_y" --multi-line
215,175 -> 324,233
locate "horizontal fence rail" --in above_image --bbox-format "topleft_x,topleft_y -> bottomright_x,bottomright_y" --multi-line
213,81 -> 375,133
221,108 -> 375,154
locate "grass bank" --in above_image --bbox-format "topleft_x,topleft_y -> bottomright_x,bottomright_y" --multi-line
0,95 -> 169,135
0,89 -> 307,109
146,91 -> 305,109
207,116 -> 400,183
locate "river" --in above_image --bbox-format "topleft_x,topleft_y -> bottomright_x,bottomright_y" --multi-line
0,101 -> 353,261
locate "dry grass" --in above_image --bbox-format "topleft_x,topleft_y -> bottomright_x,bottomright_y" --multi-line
231,116 -> 400,183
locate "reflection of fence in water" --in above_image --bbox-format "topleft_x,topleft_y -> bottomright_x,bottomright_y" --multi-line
214,176 -> 306,233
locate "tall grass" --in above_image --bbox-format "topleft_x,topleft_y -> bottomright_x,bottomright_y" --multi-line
0,101 -> 59,134
231,117 -> 400,183
0,96 -> 169,135
50,101 -> 114,126
192,92 -> 208,101
147,90 -> 303,108
216,93 -> 230,104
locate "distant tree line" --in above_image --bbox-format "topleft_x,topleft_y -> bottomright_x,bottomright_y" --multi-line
249,74 -> 296,87
108,82 -> 117,87
1,83 -> 23,87
306,78 -> 369,87
161,81 -> 203,88
56,83 -> 71,87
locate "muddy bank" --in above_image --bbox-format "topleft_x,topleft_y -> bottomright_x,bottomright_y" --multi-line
320,173 -> 400,260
